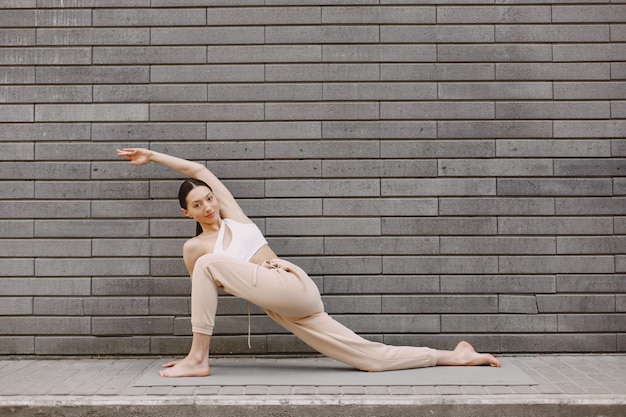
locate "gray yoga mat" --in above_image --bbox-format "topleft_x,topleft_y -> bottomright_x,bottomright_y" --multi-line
134,357 -> 535,387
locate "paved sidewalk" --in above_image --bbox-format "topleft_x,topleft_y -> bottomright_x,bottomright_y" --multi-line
1,355 -> 625,416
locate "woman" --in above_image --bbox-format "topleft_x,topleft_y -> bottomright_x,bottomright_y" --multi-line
116,148 -> 500,378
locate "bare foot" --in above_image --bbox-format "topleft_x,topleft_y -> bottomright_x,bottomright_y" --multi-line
160,356 -> 210,378
438,341 -> 501,367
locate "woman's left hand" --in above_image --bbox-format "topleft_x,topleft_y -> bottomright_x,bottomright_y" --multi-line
116,148 -> 152,165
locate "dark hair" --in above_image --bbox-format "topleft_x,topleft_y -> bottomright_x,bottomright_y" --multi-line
178,178 -> 213,236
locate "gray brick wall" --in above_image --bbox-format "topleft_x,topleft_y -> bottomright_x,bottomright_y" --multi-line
0,2 -> 624,356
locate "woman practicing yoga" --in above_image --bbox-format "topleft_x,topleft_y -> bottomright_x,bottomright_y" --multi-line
116,148 -> 500,377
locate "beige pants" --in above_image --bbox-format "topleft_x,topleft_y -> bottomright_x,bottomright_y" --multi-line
191,254 -> 437,372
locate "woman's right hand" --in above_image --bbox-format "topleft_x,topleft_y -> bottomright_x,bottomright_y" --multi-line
116,148 -> 152,165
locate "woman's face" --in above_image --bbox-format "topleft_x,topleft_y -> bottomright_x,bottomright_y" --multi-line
181,185 -> 220,225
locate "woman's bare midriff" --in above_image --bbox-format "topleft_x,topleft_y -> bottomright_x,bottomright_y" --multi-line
249,244 -> 278,266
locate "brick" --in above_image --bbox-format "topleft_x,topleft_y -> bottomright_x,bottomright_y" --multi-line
324,159 -> 436,178
0,337 -> 34,355
499,256 -> 615,274
151,27 -> 264,45
552,5 -> 626,23
92,238 -> 183,257
35,220 -> 148,238
35,336 -> 150,355
91,317 -> 173,335
0,143 -> 33,160
323,275 -> 440,295
323,121 -> 436,139
36,66 -> 149,84
0,278 -> 90,296
497,101 -> 609,119
0,67 -> 35,84
613,101 -> 626,118
93,46 -> 206,64
266,218 -> 380,236
0,317 -> 90,335
555,44 -> 626,62
498,217 -> 613,235
0,239 -> 90,257
440,197 -> 554,215
32,297 -> 83,315
37,28 -> 149,45
384,140 -> 495,158
323,6 -> 434,24
323,45 -> 436,63
323,198 -> 438,216
267,237 -> 324,256
0,220 -> 34,237
440,237 -> 555,255
1,85 -> 93,103
266,64 -> 379,82
615,178 -> 626,195
383,217 -> 497,235
207,6 -> 320,25
383,256 -> 498,274
613,63 -> 626,79
499,295 -> 538,314
497,63 -> 609,81
440,159 -> 553,177
206,122 -> 319,140
496,24 -> 609,42
537,295 -> 615,313
556,197 -> 626,215
266,102 -> 379,120
0,161 -> 91,180
334,314 -> 440,333
443,83 -> 553,100
93,8 -> 205,26
325,83 -> 436,101
382,102 -> 493,119
382,25 -> 492,43
555,121 -> 626,138
440,275 -> 556,294
265,26 -> 379,44
558,237 -> 626,255
92,277 -> 190,297
0,9 -> 91,27
558,315 -> 626,332
323,295 -> 381,314
85,297 -> 150,316
497,179 -> 613,196
149,297 -> 190,315
35,180 -> 148,200
382,178 -> 495,196
0,201 -> 90,218
441,314 -> 557,333
247,199 -> 326,217
618,256 -> 626,273
501,334 -> 616,353
265,179 -> 378,197
207,45 -> 320,63
0,298 -> 32,315
0,29 -> 35,46
94,84 -> 208,102
152,142 -> 264,160
208,160 -> 321,179
437,6 -> 551,24
92,122 -> 204,140
266,140 -> 378,159
326,237 -> 438,255
615,217 -> 626,234
555,82 -> 626,100
0,47 -> 91,65
35,258 -> 150,277
438,121 -> 552,138
206,83 -> 321,102
36,104 -> 149,122
0,105 -> 33,122
438,45 -> 552,62
557,274 -> 626,293
496,139 -> 611,157
383,295 -> 497,313
90,200 -> 178,218
382,63 -> 494,81
150,103 -> 263,121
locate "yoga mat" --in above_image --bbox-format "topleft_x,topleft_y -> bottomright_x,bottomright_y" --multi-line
133,357 -> 535,387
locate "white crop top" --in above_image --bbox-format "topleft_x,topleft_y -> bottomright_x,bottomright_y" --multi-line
213,218 -> 268,262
